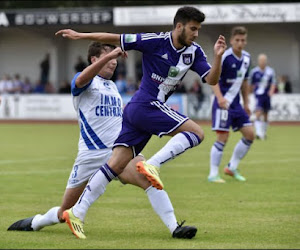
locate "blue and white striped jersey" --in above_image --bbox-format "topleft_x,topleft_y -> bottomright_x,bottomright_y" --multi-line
71,73 -> 123,151
120,32 -> 211,103
249,66 -> 276,96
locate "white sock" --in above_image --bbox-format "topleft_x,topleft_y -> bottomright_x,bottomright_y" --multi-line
147,132 -> 201,168
254,120 -> 263,138
228,138 -> 253,171
73,164 -> 117,222
31,206 -> 60,231
262,121 -> 268,137
145,186 -> 178,234
209,141 -> 225,178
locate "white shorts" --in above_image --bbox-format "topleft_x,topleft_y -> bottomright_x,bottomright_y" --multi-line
66,149 -> 112,189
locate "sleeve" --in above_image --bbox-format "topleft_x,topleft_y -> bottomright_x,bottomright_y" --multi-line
248,69 -> 254,85
71,72 -> 93,96
120,32 -> 160,53
190,46 -> 211,83
244,58 -> 251,81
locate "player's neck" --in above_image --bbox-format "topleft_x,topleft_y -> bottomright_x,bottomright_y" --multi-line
259,66 -> 266,71
172,32 -> 185,50
232,48 -> 242,58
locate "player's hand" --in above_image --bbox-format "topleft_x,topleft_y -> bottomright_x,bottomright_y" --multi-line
214,35 -> 227,57
109,47 -> 128,60
55,29 -> 81,40
217,96 -> 229,109
244,105 -> 251,116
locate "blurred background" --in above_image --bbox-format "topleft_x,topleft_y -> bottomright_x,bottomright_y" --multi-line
0,0 -> 299,121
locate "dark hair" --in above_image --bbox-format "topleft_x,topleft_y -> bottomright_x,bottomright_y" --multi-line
87,42 -> 116,64
231,26 -> 247,37
173,6 -> 205,28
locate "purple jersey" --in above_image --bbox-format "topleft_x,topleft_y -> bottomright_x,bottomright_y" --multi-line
218,47 -> 251,108
120,32 -> 211,103
249,66 -> 276,96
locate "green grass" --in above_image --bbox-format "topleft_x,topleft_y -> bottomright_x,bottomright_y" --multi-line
0,123 -> 299,249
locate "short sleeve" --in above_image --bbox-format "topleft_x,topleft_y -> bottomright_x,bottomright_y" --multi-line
120,32 -> 162,53
71,72 -> 93,96
190,46 -> 211,83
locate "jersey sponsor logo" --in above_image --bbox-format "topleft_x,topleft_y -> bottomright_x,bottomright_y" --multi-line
168,66 -> 180,77
103,81 -> 111,89
124,34 -> 137,43
182,53 -> 192,65
95,93 -> 123,117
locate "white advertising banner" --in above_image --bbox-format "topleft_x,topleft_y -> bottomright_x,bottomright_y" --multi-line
114,3 -> 300,26
0,94 -> 77,120
0,94 -> 299,121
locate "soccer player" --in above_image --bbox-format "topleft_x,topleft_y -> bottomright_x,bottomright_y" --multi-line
55,6 -> 226,239
249,53 -> 276,140
7,42 -> 197,239
208,26 -> 255,183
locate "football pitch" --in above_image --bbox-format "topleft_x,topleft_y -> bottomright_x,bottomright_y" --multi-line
0,123 -> 299,249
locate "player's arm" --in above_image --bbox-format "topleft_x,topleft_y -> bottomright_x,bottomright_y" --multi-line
55,29 -> 121,46
241,79 -> 251,115
204,35 -> 227,85
211,84 -> 229,109
75,47 -> 127,88
268,71 -> 276,97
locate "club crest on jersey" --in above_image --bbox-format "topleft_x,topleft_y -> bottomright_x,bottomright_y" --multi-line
182,54 -> 192,65
103,82 -> 111,89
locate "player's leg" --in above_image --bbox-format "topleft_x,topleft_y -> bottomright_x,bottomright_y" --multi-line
254,109 -> 264,139
119,155 -> 197,239
208,107 -> 231,183
142,102 -> 203,169
224,106 -> 254,181
69,146 -> 132,223
208,131 -> 229,183
262,111 -> 269,138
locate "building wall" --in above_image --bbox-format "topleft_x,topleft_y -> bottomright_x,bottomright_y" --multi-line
0,23 -> 299,92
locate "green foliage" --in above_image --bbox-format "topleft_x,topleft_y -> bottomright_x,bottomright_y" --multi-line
0,123 -> 299,249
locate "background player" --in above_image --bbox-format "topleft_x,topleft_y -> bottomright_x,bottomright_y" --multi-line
208,26 -> 255,183
7,42 -> 197,239
249,53 -> 276,140
55,6 -> 226,239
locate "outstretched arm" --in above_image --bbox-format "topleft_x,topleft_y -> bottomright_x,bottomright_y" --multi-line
55,29 -> 121,46
76,47 -> 127,88
204,35 -> 227,85
241,79 -> 251,115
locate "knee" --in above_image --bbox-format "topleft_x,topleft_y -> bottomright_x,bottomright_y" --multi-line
194,127 -> 205,142
245,130 -> 255,141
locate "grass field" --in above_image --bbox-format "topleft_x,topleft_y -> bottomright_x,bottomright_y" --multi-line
0,123 -> 299,249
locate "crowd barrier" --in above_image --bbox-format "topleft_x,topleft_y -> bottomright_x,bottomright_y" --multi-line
0,93 -> 299,121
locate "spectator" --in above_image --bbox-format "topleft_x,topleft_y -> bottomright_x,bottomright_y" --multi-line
33,80 -> 45,93
126,77 -> 138,95
58,80 -> 71,94
277,75 -> 293,93
40,53 -> 50,85
188,79 -> 204,110
74,56 -> 87,73
12,74 -> 23,94
115,73 -> 127,95
45,81 -> 56,94
22,77 -> 33,93
0,74 -> 14,94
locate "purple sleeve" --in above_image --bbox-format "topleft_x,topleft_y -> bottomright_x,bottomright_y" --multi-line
120,33 -> 159,53
190,46 -> 211,83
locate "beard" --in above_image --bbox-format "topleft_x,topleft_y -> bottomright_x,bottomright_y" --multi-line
177,28 -> 190,47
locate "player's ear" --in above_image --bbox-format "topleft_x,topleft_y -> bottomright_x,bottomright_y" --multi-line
176,22 -> 184,32
91,56 -> 97,64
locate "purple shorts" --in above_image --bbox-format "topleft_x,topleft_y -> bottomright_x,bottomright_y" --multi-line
212,101 -> 252,132
255,95 -> 271,112
114,100 -> 188,156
